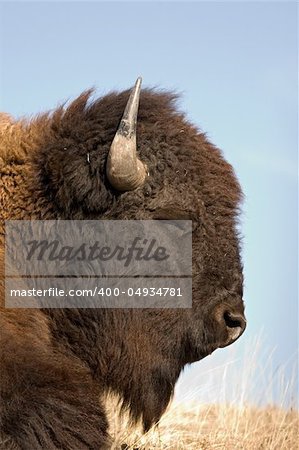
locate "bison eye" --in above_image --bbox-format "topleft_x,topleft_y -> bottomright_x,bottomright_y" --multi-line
151,206 -> 193,220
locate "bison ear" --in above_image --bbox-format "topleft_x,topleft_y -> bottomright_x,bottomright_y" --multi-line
106,77 -> 147,191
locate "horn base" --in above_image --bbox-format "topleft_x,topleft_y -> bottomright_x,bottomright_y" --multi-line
106,134 -> 147,191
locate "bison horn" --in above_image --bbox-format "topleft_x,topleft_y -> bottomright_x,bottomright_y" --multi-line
106,77 -> 147,191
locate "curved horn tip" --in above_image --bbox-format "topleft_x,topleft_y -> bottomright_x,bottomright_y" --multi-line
135,76 -> 142,86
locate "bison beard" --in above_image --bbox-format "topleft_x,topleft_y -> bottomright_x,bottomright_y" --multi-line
0,82 -> 246,449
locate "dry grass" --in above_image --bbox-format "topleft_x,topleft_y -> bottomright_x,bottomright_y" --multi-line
106,338 -> 298,449
107,399 -> 298,450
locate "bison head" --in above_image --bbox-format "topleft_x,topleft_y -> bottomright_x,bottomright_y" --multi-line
2,78 -> 246,431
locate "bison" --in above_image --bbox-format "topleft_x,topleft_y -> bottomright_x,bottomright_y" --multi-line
0,78 -> 246,449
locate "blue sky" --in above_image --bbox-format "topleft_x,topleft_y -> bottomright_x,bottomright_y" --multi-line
1,1 -> 297,404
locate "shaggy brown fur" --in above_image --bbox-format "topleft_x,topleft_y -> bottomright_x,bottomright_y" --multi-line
0,86 -> 245,448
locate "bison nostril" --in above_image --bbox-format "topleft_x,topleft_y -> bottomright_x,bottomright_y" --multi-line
217,309 -> 246,347
223,311 -> 246,331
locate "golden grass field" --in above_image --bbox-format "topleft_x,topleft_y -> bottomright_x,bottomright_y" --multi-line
108,401 -> 298,450
106,339 -> 298,449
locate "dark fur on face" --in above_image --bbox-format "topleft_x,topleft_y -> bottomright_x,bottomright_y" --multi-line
0,87 -> 245,448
